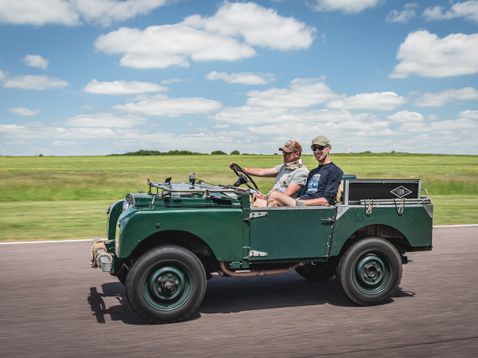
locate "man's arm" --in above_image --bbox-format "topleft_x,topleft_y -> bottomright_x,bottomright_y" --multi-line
284,168 -> 308,197
283,182 -> 302,197
301,197 -> 329,206
244,167 -> 278,177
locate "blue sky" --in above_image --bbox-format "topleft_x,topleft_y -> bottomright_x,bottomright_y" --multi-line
0,0 -> 477,155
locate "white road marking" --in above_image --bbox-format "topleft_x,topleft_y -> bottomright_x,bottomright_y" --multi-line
1,224 -> 477,245
0,238 -> 99,245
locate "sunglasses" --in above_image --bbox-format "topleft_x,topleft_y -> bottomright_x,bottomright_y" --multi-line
311,145 -> 328,151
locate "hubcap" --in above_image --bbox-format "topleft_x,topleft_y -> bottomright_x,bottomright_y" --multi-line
354,253 -> 391,295
143,264 -> 192,311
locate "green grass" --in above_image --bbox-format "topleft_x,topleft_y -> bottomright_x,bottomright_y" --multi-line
0,154 -> 477,241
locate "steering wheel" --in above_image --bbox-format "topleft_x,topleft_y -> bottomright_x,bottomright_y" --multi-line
229,163 -> 259,191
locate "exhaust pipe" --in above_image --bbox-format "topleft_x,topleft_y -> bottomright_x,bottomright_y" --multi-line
220,262 -> 303,277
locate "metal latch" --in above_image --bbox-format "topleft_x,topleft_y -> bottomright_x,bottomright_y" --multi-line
365,199 -> 374,216
249,250 -> 268,258
321,217 -> 336,224
244,211 -> 268,221
395,198 -> 405,215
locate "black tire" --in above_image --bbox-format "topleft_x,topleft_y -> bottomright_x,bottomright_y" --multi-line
338,237 -> 402,306
296,263 -> 336,281
125,245 -> 207,323
116,269 -> 127,285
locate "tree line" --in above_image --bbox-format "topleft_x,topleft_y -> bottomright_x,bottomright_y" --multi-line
109,149 -> 242,156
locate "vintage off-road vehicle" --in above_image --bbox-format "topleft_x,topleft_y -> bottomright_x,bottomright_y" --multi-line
91,164 -> 433,323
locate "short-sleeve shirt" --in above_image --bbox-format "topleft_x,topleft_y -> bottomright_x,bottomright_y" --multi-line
300,162 -> 343,204
269,164 -> 309,198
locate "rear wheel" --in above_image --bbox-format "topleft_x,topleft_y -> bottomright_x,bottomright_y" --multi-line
338,238 -> 402,306
126,245 -> 207,323
296,263 -> 335,281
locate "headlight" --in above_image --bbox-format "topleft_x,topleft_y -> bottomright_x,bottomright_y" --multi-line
122,194 -> 135,211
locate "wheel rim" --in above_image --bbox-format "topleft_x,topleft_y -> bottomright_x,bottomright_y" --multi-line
143,263 -> 193,312
353,252 -> 392,296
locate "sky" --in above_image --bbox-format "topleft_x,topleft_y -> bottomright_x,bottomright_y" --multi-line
0,0 -> 477,156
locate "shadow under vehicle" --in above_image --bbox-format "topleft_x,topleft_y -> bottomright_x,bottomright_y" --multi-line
91,164 -> 433,323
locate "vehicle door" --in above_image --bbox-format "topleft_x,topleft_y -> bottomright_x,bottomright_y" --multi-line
247,206 -> 336,261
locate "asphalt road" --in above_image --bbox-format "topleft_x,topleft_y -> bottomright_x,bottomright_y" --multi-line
1,226 -> 477,358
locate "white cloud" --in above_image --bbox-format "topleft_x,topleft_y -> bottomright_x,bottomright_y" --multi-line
2,110 -> 478,155
0,0 -> 170,26
8,107 -> 40,116
385,3 -> 417,23
0,69 -> 5,80
184,2 -> 315,50
423,1 -> 478,23
0,0 -> 79,26
459,110 -> 478,119
391,30 -> 478,78
115,95 -> 222,117
312,0 -> 382,14
388,110 -> 424,123
95,2 -> 315,69
84,79 -> 167,95
3,75 -> 69,90
415,87 -> 478,107
245,79 -> 338,109
71,0 -> 170,27
0,124 -> 28,133
23,55 -> 48,69
66,112 -> 146,128
206,71 -> 275,85
327,92 -> 406,111
214,79 -> 406,127
95,25 -> 255,69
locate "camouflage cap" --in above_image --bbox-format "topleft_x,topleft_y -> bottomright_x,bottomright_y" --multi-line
279,140 -> 302,153
311,135 -> 330,147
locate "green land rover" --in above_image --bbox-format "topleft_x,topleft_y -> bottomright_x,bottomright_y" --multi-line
91,164 -> 433,323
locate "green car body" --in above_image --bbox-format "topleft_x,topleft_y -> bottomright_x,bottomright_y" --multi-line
92,176 -> 433,323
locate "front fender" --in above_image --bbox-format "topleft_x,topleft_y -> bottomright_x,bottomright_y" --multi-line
117,207 -> 244,261
107,200 -> 124,241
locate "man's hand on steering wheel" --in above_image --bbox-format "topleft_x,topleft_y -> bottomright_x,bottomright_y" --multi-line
229,162 -> 259,191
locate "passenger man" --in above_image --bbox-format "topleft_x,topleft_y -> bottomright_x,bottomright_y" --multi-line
243,140 -> 309,207
268,135 -> 343,207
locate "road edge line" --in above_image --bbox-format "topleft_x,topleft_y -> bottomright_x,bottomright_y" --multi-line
1,225 -> 477,245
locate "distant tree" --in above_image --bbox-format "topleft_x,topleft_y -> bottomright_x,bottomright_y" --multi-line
211,150 -> 227,155
167,150 -> 201,155
230,150 -> 240,155
110,149 -> 203,156
38,154 -> 43,157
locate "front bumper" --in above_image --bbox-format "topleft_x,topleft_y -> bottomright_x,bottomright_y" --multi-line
90,239 -> 113,272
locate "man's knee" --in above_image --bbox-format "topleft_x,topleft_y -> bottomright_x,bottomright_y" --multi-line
267,199 -> 279,207
268,190 -> 282,201
267,190 -> 296,207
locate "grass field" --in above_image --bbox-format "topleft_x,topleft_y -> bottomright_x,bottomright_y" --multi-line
0,154 -> 477,241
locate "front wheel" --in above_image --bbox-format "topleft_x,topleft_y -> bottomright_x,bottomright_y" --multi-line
126,245 -> 207,323
338,238 -> 402,306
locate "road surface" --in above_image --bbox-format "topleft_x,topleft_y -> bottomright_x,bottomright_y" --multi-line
0,226 -> 477,357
